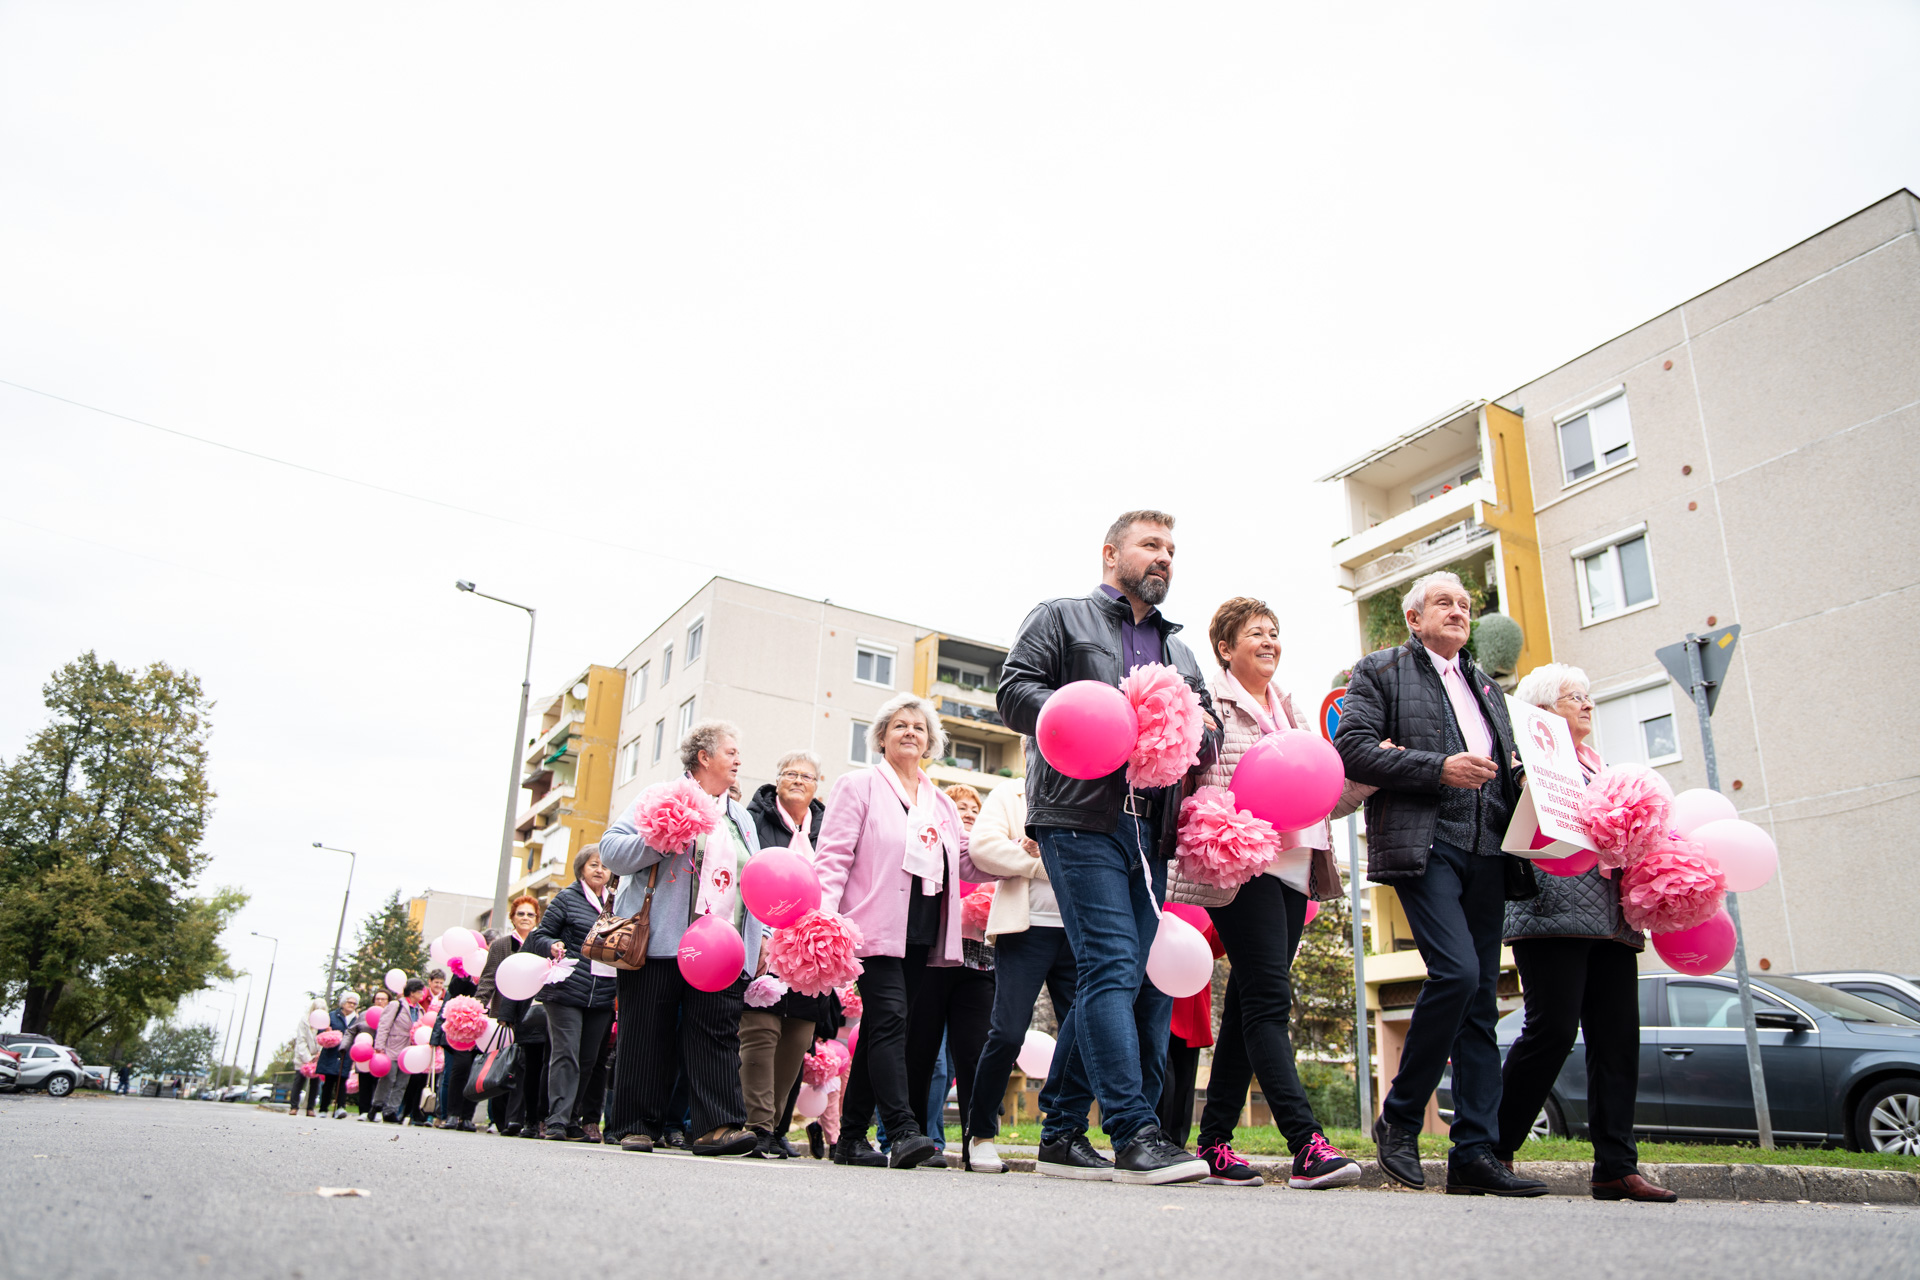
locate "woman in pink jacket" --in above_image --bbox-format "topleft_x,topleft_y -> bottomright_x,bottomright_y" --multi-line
813,692 -> 987,1170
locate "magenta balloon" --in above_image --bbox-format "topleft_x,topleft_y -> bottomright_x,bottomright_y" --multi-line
368,1052 -> 392,1077
1229,730 -> 1346,832
1652,909 -> 1736,976
1302,899 -> 1320,927
1693,818 -> 1778,893
1535,848 -> 1600,877
363,1005 -> 383,1030
348,1042 -> 373,1064
1036,681 -> 1139,780
1670,788 -> 1738,838
740,849 -> 823,928
678,915 -> 746,992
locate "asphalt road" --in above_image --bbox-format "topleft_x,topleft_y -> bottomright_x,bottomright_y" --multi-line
3,1095 -> 1917,1280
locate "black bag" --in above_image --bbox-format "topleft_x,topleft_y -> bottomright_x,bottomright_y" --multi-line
465,1026 -> 518,1102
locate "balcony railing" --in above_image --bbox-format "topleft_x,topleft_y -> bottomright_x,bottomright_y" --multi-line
938,697 -> 1004,728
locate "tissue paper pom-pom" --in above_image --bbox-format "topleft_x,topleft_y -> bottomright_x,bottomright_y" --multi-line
743,975 -> 789,1009
315,1030 -> 343,1049
765,910 -> 865,997
297,1061 -> 317,1077
1175,786 -> 1281,889
836,985 -> 863,1022
1579,765 -> 1674,869
634,776 -> 720,851
801,1047 -> 835,1088
962,885 -> 995,934
1620,837 -> 1726,934
820,1038 -> 852,1072
446,954 -> 470,980
1119,662 -> 1204,789
439,995 -> 489,1050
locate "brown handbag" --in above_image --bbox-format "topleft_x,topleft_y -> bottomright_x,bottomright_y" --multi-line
580,864 -> 659,971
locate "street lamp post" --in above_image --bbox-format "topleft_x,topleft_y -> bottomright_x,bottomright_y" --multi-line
228,973 -> 253,1090
313,844 -> 358,1001
215,984 -> 241,1093
456,579 -> 537,932
246,932 -> 279,1089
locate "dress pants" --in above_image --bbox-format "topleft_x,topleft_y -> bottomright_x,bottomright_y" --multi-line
607,962 -> 749,1141
739,1010 -> 815,1133
1381,838 -> 1506,1161
492,1039 -> 547,1132
542,1003 -> 614,1132
1158,1033 -> 1203,1147
1497,936 -> 1643,1179
1197,874 -> 1322,1152
841,947 -> 930,1142
906,964 -> 995,1143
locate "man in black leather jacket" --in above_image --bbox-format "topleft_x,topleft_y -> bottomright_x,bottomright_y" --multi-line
996,509 -> 1222,1186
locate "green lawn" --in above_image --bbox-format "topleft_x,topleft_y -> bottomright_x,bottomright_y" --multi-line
949,1123 -> 1920,1172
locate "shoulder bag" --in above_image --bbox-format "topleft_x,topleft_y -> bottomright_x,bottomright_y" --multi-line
465,1024 -> 518,1101
580,863 -> 659,971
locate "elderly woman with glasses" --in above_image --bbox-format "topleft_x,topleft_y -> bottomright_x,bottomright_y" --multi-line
1495,663 -> 1676,1203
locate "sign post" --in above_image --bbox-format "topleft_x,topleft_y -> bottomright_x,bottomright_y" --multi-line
1655,626 -> 1773,1149
1322,686 -> 1372,1127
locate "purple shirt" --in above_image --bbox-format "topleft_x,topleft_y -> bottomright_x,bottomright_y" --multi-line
1099,584 -> 1163,674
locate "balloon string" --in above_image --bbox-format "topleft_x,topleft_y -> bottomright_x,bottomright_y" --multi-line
1127,785 -> 1164,920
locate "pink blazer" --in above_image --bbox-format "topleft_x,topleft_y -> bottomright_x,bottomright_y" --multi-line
814,765 -> 986,964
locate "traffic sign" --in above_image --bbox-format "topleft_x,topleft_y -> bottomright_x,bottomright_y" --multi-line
1656,624 -> 1741,713
1319,687 -> 1347,742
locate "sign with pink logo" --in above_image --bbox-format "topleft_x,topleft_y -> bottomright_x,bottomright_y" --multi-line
1501,696 -> 1596,859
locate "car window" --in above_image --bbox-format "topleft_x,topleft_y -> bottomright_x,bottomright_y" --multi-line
1665,983 -> 1785,1028
1836,985 -> 1920,1019
1769,977 -> 1920,1026
29,1046 -> 56,1059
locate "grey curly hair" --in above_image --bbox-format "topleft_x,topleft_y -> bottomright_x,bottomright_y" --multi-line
679,719 -> 741,772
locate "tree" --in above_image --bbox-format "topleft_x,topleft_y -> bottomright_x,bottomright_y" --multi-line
136,1019 -> 219,1077
337,890 -> 428,1002
0,652 -> 241,1038
1290,895 -> 1368,1059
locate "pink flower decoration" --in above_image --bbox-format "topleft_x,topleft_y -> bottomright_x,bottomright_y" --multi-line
446,955 -> 470,979
801,1047 -> 835,1088
1578,764 -> 1674,870
836,985 -> 863,1022
764,909 -> 865,997
961,884 -> 995,934
634,776 -> 720,851
439,995 -> 489,1051
1119,662 -> 1204,789
1620,836 -> 1726,933
1175,785 -> 1280,889
743,975 -> 789,1008
314,1030 -> 343,1049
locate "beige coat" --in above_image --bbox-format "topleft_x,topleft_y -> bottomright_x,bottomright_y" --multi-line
968,781 -> 1054,940
1203,671 -> 1344,900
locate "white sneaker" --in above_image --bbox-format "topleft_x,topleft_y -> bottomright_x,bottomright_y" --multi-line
967,1138 -> 1006,1173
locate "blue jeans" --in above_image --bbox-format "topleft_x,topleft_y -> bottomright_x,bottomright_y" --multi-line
1036,815 -> 1172,1150
1381,838 -> 1506,1162
967,924 -> 1083,1140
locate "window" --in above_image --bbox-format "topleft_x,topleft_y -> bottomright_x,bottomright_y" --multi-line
677,696 -> 696,739
1575,526 -> 1656,623
1412,464 -> 1482,505
661,643 -> 673,685
619,740 -> 640,781
1594,683 -> 1681,767
854,645 -> 894,688
628,662 -> 649,709
685,617 -> 704,664
849,719 -> 872,765
950,741 -> 984,771
650,718 -> 666,764
1663,983 -> 1786,1028
1557,391 -> 1635,485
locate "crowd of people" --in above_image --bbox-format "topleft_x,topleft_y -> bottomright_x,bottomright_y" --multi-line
282,508 -> 1677,1202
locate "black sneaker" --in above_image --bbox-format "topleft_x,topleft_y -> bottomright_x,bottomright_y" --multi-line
1036,1132 -> 1115,1181
832,1134 -> 889,1167
1197,1141 -> 1264,1187
888,1131 -> 940,1169
1113,1124 -> 1208,1186
1289,1133 -> 1363,1189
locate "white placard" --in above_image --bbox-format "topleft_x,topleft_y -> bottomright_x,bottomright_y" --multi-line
1501,697 -> 1595,858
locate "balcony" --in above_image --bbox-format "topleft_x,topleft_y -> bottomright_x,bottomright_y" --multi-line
523,714 -> 583,768
1332,476 -> 1495,578
926,761 -> 1020,795
514,784 -> 574,835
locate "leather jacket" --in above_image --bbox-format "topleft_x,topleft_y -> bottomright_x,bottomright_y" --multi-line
997,588 -> 1222,858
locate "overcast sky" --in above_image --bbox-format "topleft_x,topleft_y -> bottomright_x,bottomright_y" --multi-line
4,3 -> 1916,1057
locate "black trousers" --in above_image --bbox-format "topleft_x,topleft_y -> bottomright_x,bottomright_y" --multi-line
490,1039 -> 547,1132
842,947 -> 930,1141
441,1047 -> 479,1122
1198,875 -> 1322,1151
1498,936 -> 1642,1179
905,963 -> 995,1143
1158,1034 -> 1202,1148
353,1070 -> 375,1114
607,962 -> 748,1141
542,1003 -> 614,1132
316,1072 -> 345,1113
291,1074 -> 321,1110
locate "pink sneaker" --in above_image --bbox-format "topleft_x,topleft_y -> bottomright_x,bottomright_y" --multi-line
1198,1142 -> 1263,1187
1289,1133 -> 1362,1189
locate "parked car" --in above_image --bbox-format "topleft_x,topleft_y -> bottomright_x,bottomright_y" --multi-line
0,1033 -> 55,1053
82,1065 -> 110,1090
1437,972 -> 1920,1154
0,1046 -> 18,1090
1790,971 -> 1920,1023
10,1043 -> 87,1097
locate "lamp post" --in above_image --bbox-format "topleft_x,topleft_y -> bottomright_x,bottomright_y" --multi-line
456,579 -> 537,932
228,973 -> 253,1090
215,984 -> 240,1094
313,843 -> 359,1002
246,932 -> 279,1089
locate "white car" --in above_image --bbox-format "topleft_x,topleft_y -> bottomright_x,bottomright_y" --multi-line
12,1043 -> 85,1096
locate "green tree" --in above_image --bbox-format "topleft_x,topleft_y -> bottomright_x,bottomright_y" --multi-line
1290,894 -> 1367,1058
338,890 -> 428,1002
0,652 -> 240,1038
135,1019 -> 219,1077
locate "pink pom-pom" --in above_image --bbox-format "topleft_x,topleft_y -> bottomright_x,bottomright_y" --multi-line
1578,765 -> 1675,870
744,975 -> 789,1008
1175,785 -> 1281,889
439,995 -> 489,1050
634,776 -> 720,851
801,1047 -> 835,1088
297,1061 -> 317,1077
962,884 -> 995,934
315,1030 -> 343,1048
446,955 -> 469,979
836,985 -> 863,1022
1119,662 -> 1204,789
765,910 -> 865,998
1620,836 -> 1726,933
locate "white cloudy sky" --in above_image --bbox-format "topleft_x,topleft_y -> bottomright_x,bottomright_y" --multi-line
3,3 -> 1915,1055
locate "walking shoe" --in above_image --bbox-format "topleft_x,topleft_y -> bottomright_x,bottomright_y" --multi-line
1591,1172 -> 1677,1203
1037,1132 -> 1115,1181
503,1123 -> 522,1137
620,1133 -> 654,1153
1113,1125 -> 1209,1186
692,1126 -> 760,1157
965,1138 -> 1006,1173
751,1129 -> 789,1159
779,1136 -> 801,1159
1446,1151 -> 1549,1197
1288,1134 -> 1362,1189
526,1123 -> 545,1140
545,1128 -> 570,1140
459,1119 -> 479,1132
1197,1142 -> 1263,1187
1372,1116 -> 1425,1189
333,1109 -> 348,1120
287,1104 -> 300,1115
888,1131 -> 940,1169
580,1123 -> 603,1144
806,1122 -> 826,1160
564,1125 -> 587,1141
662,1129 -> 689,1150
832,1134 -> 889,1167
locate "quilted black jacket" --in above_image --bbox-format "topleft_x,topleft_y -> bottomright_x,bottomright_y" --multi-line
1504,864 -> 1642,948
523,879 -> 617,1011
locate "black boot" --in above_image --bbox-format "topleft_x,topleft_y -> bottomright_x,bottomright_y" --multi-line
806,1122 -> 826,1160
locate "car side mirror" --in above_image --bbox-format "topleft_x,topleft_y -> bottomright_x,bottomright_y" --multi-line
1753,1009 -> 1813,1033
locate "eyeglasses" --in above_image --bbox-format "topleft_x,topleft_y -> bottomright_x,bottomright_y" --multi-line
1557,693 -> 1594,708
778,771 -> 818,783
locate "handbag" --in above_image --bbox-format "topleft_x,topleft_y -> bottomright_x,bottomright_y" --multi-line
580,863 -> 659,971
465,1025 -> 518,1101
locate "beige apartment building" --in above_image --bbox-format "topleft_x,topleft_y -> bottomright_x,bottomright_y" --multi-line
504,663 -> 626,908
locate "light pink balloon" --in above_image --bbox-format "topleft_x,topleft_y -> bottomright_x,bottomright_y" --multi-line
462,947 -> 491,978
678,915 -> 746,992
411,1025 -> 431,1046
1671,788 -> 1739,838
493,951 -> 549,1001
1693,818 -> 1778,893
400,1044 -> 432,1075
740,849 -> 823,928
384,968 -> 407,995
308,1010 -> 330,1031
1653,909 -> 1736,975
1163,902 -> 1211,933
353,1031 -> 372,1047
795,1082 -> 829,1117
467,929 -> 489,953
1015,1029 -> 1055,1079
428,937 -> 451,967
1146,912 -> 1212,998
419,1010 -> 437,1027
1036,681 -> 1139,780
1229,730 -> 1346,833
368,1051 -> 392,1077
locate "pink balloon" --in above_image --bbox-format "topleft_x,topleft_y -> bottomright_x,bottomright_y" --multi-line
411,1025 -> 431,1046
493,952 -> 549,1002
1036,681 -> 1139,780
1229,730 -> 1346,833
353,1031 -> 373,1047
1015,1029 -> 1055,1079
1671,788 -> 1739,838
1536,848 -> 1600,877
384,968 -> 407,995
419,1010 -> 437,1027
363,1005 -> 383,1030
1146,912 -> 1212,998
349,1042 -> 374,1064
462,948 -> 491,978
400,1044 -> 432,1075
1163,902 -> 1212,933
368,1052 -> 392,1077
1653,909 -> 1736,975
428,937 -> 451,967
1302,899 -> 1320,927
308,1010 -> 330,1031
678,914 -> 746,992
795,1082 -> 830,1116
740,849 -> 823,928
1693,818 -> 1777,893
845,1028 -> 859,1060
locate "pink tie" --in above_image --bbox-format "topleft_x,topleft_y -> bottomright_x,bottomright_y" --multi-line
1443,660 -> 1494,760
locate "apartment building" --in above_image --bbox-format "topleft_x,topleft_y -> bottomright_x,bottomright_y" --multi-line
505,663 -> 626,906
408,889 -> 493,942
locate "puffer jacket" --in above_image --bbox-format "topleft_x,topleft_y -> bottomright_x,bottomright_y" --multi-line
997,587 -> 1223,856
1200,672 -> 1343,901
523,880 -> 617,1010
1334,634 -> 1533,896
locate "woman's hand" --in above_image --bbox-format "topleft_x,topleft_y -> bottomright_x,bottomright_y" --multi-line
549,941 -> 566,963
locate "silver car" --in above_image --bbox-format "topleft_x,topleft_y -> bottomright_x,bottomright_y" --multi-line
12,1043 -> 85,1097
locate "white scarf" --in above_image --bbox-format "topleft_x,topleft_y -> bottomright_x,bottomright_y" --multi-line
875,762 -> 948,896
694,791 -> 747,923
580,882 -> 616,977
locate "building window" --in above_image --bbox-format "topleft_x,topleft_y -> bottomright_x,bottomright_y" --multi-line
1575,526 -> 1656,624
661,643 -> 673,685
849,720 -> 871,765
628,662 -> 649,709
950,741 -> 984,771
678,696 -> 697,739
1557,391 -> 1635,485
650,718 -> 666,764
620,740 -> 641,781
685,617 -> 704,665
1594,683 -> 1682,767
855,645 -> 894,688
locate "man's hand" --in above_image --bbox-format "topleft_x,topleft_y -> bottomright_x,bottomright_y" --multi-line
1440,752 -> 1500,788
1202,709 -> 1219,733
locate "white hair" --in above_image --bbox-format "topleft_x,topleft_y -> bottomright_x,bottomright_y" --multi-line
868,692 -> 948,762
1402,571 -> 1467,618
773,749 -> 824,780
1514,662 -> 1590,710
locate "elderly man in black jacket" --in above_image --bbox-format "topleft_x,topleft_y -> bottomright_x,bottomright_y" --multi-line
997,509 -> 1224,1186
1335,571 -> 1546,1197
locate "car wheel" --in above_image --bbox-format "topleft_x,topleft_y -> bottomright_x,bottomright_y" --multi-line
45,1073 -> 75,1098
1529,1095 -> 1566,1141
1855,1077 -> 1920,1156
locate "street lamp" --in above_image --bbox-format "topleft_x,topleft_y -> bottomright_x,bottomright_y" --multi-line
228,972 -> 253,1090
313,843 -> 358,1001
246,932 -> 279,1090
215,983 -> 241,1094
456,578 -> 537,932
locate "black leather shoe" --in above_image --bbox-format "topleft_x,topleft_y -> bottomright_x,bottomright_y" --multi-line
832,1134 -> 889,1167
1446,1151 -> 1549,1197
662,1129 -> 688,1150
1112,1125 -> 1208,1185
806,1122 -> 826,1160
888,1131 -> 940,1169
1036,1132 -> 1114,1180
1372,1117 -> 1425,1189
